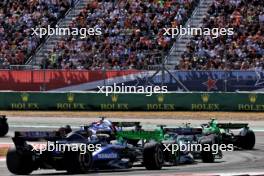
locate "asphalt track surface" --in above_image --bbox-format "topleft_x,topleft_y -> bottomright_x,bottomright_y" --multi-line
1,116 -> 264,176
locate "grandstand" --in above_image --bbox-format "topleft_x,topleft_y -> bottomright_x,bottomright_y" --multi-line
176,0 -> 264,70
0,0 -> 263,70
38,0 -> 199,70
0,0 -> 71,69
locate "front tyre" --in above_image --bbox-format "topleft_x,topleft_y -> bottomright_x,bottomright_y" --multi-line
238,129 -> 255,150
201,150 -> 215,163
6,148 -> 35,175
143,142 -> 164,170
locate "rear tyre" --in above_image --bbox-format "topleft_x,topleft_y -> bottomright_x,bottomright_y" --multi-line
6,148 -> 35,175
200,137 -> 215,163
201,150 -> 215,163
0,118 -> 9,137
143,142 -> 164,170
239,129 -> 255,150
173,148 -> 180,165
65,149 -> 93,174
162,141 -> 180,166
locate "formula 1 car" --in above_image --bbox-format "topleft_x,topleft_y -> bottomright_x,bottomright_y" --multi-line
0,115 -> 9,137
75,117 -> 180,167
71,118 -> 218,164
201,119 -> 255,150
113,121 -> 220,164
6,118 -> 175,175
163,124 -> 222,163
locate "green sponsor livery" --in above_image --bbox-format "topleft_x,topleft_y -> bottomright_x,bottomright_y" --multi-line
116,130 -> 164,142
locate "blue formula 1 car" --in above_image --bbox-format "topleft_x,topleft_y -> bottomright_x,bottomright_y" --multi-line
6,118 -> 167,175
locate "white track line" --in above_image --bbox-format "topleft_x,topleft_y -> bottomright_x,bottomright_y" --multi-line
218,172 -> 264,176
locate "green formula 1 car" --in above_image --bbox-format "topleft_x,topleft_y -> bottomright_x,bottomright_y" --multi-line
115,122 -> 218,164
114,123 -> 180,168
201,119 -> 255,150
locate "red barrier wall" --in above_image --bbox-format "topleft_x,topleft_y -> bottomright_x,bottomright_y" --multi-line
0,70 -> 139,91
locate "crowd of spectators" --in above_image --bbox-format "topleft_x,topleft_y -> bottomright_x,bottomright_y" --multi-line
178,0 -> 264,70
3,0 -> 260,71
0,0 -> 71,69
41,0 -> 199,70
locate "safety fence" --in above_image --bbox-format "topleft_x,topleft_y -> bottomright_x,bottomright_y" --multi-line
0,70 -> 263,92
0,70 -> 139,91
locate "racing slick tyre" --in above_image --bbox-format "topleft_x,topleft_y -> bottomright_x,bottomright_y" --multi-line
65,149 -> 93,174
162,141 -> 180,166
143,142 -> 164,170
0,116 -> 8,137
172,147 -> 180,166
200,137 -> 215,163
6,148 -> 35,175
201,150 -> 215,163
238,129 -> 255,150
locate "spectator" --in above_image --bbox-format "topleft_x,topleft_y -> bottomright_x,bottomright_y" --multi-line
180,0 -> 264,70
0,0 -> 70,67
44,0 -> 199,70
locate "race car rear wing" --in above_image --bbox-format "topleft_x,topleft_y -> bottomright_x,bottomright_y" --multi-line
12,131 -> 64,147
164,127 -> 203,135
98,116 -> 141,128
217,123 -> 249,129
14,131 -> 63,141
116,130 -> 163,141
112,122 -> 141,127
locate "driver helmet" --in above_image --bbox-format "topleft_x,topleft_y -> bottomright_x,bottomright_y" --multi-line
102,119 -> 112,127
